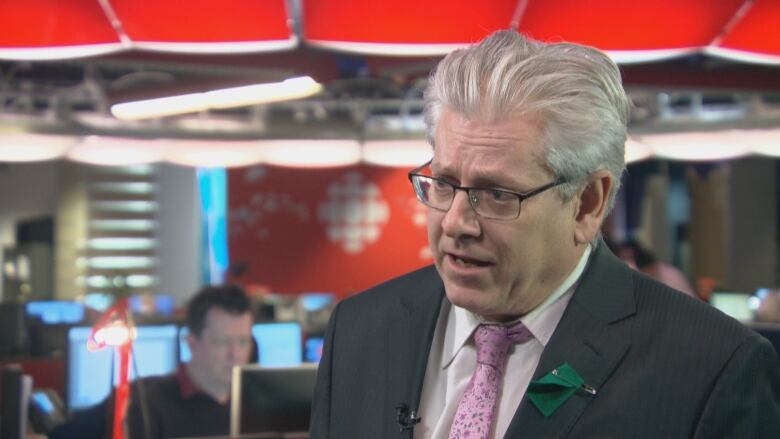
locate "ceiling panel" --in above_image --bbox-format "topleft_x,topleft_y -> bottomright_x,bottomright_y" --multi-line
1,0 -> 779,65
0,0 -> 121,59
302,0 -> 517,55
712,0 -> 780,64
109,0 -> 296,53
518,0 -> 744,50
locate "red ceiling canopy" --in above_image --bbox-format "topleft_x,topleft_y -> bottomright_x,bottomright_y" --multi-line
0,0 -> 778,64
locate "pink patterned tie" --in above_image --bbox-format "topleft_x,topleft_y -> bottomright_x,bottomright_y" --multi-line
448,322 -> 533,439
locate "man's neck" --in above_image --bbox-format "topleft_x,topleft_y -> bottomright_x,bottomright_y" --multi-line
185,363 -> 230,404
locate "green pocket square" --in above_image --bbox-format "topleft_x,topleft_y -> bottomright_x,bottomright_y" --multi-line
527,362 -> 595,417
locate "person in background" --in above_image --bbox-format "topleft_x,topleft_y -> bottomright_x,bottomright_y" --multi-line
310,30 -> 780,438
49,285 -> 254,439
615,238 -> 698,297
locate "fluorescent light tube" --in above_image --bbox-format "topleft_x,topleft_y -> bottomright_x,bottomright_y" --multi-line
111,76 -> 322,120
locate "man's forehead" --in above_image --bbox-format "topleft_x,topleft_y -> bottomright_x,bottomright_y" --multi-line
433,130 -> 549,177
435,109 -> 544,147
202,309 -> 252,329
438,106 -> 542,129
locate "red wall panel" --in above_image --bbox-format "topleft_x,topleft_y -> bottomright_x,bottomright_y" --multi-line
228,165 -> 432,298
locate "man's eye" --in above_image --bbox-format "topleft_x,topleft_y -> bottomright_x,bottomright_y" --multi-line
489,190 -> 513,202
433,180 -> 451,190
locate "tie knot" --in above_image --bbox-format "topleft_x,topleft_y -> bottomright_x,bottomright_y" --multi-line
473,322 -> 533,368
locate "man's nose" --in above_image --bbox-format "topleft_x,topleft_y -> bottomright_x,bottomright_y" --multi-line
226,341 -> 245,360
441,190 -> 481,238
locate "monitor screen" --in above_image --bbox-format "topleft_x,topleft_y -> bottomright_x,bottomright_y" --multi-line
179,326 -> 191,363
252,322 -> 302,367
179,322 -> 301,367
128,294 -> 176,316
710,292 -> 753,321
26,301 -> 85,324
29,389 -> 66,433
298,293 -> 335,312
230,364 -> 317,436
82,293 -> 115,312
67,325 -> 179,410
304,337 -> 324,363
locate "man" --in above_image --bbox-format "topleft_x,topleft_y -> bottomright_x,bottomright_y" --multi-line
310,30 -> 780,438
617,239 -> 697,297
50,285 -> 254,439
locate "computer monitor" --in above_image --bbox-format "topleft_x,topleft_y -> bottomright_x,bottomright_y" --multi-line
128,294 -> 176,316
252,322 -> 302,367
230,364 -> 317,436
298,293 -> 335,312
180,322 -> 302,367
179,326 -> 192,363
82,293 -> 115,312
304,336 -> 324,363
710,292 -> 753,321
66,325 -> 179,410
28,389 -> 66,433
26,301 -> 85,324
297,293 -> 335,334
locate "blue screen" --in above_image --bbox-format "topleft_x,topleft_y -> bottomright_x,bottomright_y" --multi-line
26,301 -> 85,324
304,337 -> 324,363
32,391 -> 55,414
67,325 -> 179,410
128,294 -> 176,316
180,323 -> 302,367
253,322 -> 302,367
298,293 -> 335,312
179,326 -> 191,363
82,293 -> 114,312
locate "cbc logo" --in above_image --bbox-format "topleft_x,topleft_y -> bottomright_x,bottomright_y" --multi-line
318,172 -> 389,254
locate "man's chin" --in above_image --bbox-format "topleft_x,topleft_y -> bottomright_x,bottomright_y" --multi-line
444,283 -> 497,315
217,371 -> 233,386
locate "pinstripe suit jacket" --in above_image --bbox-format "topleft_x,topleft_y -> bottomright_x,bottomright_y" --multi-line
310,243 -> 780,438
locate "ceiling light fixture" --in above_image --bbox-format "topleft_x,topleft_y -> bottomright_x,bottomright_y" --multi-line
639,131 -> 752,161
165,139 -> 267,168
625,137 -> 653,164
0,133 -> 76,162
66,136 -> 166,166
362,140 -> 432,167
262,140 -> 361,168
110,76 -> 323,121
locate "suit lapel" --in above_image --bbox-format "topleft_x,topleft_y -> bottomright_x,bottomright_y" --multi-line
385,267 -> 445,437
506,243 -> 636,438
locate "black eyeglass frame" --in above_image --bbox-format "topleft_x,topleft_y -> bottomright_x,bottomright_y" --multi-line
407,160 -> 568,221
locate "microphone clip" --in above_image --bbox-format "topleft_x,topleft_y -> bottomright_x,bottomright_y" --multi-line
395,403 -> 421,432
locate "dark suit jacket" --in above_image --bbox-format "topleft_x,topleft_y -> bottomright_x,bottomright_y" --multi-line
311,244 -> 780,438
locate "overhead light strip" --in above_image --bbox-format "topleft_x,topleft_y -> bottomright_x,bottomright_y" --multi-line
6,130 -> 780,167
0,44 -> 124,61
110,76 -> 322,120
133,38 -> 298,54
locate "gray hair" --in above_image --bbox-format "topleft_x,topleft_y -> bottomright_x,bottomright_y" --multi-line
423,30 -> 629,216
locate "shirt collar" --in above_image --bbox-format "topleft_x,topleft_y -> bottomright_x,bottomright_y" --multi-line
441,245 -> 592,368
176,364 -> 205,399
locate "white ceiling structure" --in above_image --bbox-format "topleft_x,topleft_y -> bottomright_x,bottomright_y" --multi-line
0,0 -> 779,166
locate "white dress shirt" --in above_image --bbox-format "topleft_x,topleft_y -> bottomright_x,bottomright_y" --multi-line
414,245 -> 592,439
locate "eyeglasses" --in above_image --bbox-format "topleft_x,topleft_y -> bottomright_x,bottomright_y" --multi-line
407,160 -> 567,221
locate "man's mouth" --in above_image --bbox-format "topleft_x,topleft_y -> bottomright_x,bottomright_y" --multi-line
451,254 -> 491,267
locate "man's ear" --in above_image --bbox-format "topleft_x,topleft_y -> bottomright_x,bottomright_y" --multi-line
573,170 -> 613,245
186,331 -> 198,351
